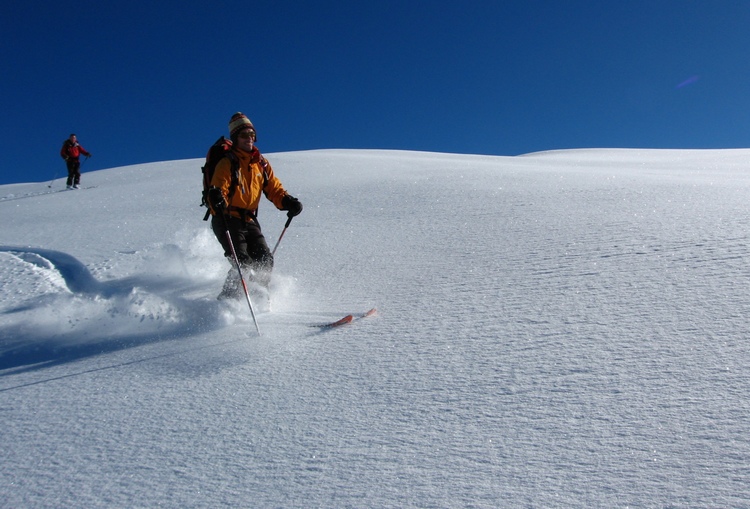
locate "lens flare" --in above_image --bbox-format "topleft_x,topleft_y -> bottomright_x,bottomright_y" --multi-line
676,75 -> 700,89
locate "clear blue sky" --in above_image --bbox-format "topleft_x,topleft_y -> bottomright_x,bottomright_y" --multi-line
2,0 -> 749,185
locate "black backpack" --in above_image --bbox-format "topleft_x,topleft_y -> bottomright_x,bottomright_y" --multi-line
201,136 -> 239,221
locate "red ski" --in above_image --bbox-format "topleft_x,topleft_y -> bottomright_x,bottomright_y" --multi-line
322,314 -> 354,328
317,308 -> 377,328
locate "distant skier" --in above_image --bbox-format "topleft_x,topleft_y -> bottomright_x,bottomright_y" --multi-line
206,112 -> 303,303
60,134 -> 91,189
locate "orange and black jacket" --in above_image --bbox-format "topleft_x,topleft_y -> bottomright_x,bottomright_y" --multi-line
209,146 -> 288,220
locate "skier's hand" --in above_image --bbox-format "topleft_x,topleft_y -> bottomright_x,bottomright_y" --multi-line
208,187 -> 226,212
282,195 -> 302,217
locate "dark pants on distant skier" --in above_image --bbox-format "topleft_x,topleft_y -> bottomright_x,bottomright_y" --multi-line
211,214 -> 273,299
66,159 -> 81,187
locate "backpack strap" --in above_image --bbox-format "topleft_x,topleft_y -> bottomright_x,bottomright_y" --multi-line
259,155 -> 270,196
225,152 -> 263,225
225,206 -> 259,226
225,151 -> 240,202
226,152 -> 268,203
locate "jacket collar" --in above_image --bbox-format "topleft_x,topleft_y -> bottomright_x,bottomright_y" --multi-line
233,146 -> 260,164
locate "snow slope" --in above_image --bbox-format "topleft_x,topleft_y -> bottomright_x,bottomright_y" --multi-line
1,148 -> 749,507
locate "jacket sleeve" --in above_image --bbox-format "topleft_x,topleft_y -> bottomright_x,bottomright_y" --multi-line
60,143 -> 69,159
261,158 -> 289,209
210,157 -> 233,198
79,146 -> 91,157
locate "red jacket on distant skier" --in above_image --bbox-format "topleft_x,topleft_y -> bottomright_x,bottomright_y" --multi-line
60,138 -> 90,161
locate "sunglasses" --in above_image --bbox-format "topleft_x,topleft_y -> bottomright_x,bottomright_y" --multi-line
238,131 -> 256,141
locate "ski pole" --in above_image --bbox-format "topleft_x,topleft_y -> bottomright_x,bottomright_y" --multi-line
48,163 -> 63,188
271,214 -> 294,256
222,215 -> 261,335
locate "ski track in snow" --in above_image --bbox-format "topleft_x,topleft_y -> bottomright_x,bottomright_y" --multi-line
1,149 -> 749,508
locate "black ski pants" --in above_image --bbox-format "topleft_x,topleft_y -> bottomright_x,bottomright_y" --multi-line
66,159 -> 81,186
211,214 -> 274,284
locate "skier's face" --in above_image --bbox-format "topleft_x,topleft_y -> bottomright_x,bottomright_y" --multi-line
236,130 -> 255,151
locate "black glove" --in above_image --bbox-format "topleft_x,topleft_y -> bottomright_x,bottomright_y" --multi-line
208,187 -> 226,212
281,195 -> 303,217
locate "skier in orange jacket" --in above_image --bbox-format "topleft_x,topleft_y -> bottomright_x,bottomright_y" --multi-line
206,113 -> 303,303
